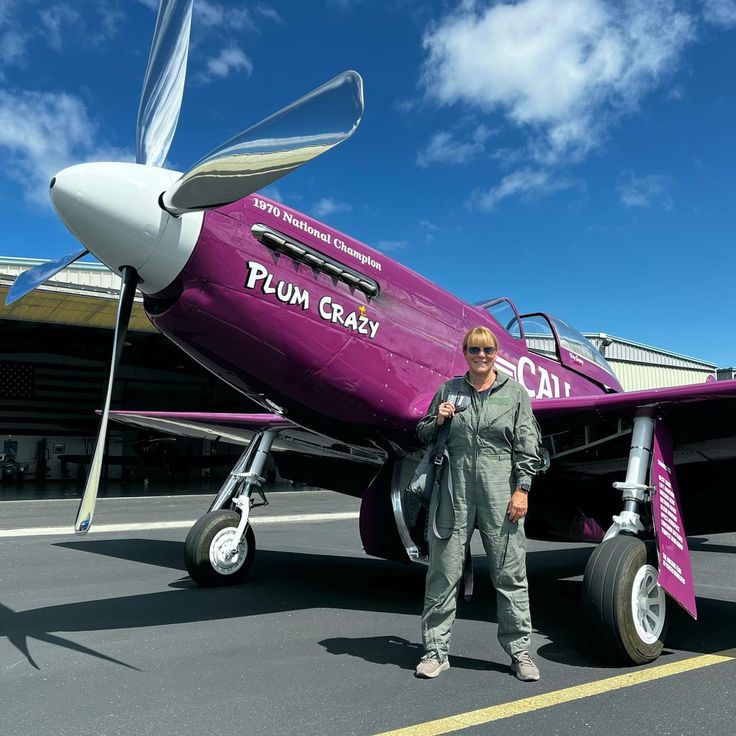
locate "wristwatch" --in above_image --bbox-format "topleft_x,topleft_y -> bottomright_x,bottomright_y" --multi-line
518,483 -> 530,494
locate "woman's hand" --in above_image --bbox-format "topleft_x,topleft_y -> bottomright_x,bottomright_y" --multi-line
507,489 -> 528,523
435,401 -> 456,426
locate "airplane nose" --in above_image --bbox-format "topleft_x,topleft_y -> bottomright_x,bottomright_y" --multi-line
50,162 -> 203,294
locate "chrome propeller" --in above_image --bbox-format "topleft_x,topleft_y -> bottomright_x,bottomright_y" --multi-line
136,0 -> 193,168
72,0 -> 194,533
5,247 -> 89,306
5,0 -> 364,534
3,0 -> 193,308
75,266 -> 139,533
161,70 -> 364,214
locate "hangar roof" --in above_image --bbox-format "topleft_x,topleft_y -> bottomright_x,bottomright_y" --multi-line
0,256 -> 156,333
584,333 -> 716,370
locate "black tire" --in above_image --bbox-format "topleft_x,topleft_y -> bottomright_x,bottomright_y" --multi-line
184,510 -> 255,587
582,535 -> 668,664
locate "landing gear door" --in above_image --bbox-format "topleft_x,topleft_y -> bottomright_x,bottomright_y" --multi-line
650,417 -> 697,620
390,454 -> 429,563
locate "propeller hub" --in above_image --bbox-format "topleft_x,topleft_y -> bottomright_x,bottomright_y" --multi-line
50,162 -> 203,294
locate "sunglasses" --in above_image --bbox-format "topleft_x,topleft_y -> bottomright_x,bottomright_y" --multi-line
467,346 -> 497,355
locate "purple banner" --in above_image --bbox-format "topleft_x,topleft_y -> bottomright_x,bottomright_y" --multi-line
651,419 -> 697,620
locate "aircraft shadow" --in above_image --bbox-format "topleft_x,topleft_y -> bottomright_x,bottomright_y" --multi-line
688,537 -> 736,555
2,538 -> 726,673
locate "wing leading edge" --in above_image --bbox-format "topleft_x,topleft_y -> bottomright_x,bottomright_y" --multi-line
107,410 -> 383,464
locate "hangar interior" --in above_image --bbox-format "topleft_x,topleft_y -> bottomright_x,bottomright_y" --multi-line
0,257 -> 729,485
1,257 -> 254,485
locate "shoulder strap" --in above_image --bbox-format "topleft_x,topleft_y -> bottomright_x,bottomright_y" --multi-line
432,377 -> 465,461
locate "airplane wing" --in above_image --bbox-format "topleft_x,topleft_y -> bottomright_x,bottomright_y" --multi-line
530,379 -> 736,538
110,411 -> 294,445
107,410 -> 383,495
533,379 -> 736,468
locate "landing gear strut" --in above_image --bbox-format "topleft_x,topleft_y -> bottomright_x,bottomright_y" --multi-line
184,430 -> 278,587
582,410 -> 668,663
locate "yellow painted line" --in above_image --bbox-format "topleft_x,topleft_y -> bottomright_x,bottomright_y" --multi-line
375,648 -> 736,736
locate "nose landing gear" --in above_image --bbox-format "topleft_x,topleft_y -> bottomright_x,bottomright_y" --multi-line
184,509 -> 256,586
184,429 -> 277,587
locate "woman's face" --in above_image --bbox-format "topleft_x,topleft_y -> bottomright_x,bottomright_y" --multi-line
464,341 -> 497,380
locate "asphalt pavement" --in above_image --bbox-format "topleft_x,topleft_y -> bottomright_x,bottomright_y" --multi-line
1,490 -> 734,736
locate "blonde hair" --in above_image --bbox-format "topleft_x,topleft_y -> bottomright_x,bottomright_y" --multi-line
462,326 -> 498,352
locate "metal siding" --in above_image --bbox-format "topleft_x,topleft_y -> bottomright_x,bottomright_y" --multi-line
609,361 -> 713,391
586,333 -> 716,372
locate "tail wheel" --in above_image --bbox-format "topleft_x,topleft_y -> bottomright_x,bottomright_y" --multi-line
184,510 -> 255,587
582,535 -> 668,664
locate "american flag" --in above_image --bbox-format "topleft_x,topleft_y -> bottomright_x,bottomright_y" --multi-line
0,362 -> 34,399
0,358 -> 103,435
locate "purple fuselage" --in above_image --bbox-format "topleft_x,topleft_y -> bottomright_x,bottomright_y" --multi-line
145,195 -> 620,449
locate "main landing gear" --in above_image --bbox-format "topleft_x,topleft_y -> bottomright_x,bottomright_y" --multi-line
582,411 -> 668,664
184,430 -> 278,587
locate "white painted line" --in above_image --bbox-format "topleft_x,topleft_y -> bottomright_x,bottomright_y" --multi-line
0,495 -> 209,504
0,489 -> 335,504
0,511 -> 359,538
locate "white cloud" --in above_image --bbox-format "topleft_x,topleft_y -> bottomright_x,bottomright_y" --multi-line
0,89 -> 132,206
39,7 -> 83,50
0,29 -> 25,66
376,240 -> 410,252
469,168 -> 580,210
40,3 -> 122,48
195,1 -> 266,32
261,186 -> 283,202
702,0 -> 736,27
422,0 -> 694,164
312,197 -> 352,217
617,171 -> 673,209
1,1 -> 123,69
255,4 -> 284,24
97,2 -> 125,39
417,124 -> 493,167
197,1 -> 238,28
199,45 -> 253,82
419,219 -> 439,242
189,2 -> 282,82
0,1 -> 27,69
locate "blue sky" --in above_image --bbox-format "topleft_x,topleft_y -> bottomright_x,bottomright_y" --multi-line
1,0 -> 734,367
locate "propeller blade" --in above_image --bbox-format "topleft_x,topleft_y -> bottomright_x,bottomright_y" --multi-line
5,247 -> 89,306
161,70 -> 364,215
136,0 -> 193,167
75,266 -> 139,534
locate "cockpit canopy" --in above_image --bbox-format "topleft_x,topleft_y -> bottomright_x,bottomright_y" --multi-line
479,297 -> 618,383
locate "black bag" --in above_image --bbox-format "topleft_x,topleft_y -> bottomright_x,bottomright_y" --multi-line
406,422 -> 450,508
405,378 -> 468,510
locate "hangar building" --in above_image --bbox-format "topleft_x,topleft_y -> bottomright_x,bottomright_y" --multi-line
584,333 -> 718,391
0,257 -> 252,482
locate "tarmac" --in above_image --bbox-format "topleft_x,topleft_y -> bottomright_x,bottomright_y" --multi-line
1,484 -> 735,736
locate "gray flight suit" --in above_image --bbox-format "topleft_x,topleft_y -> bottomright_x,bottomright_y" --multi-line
417,371 -> 542,660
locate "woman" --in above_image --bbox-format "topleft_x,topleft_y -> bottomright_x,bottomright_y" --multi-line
415,326 -> 542,682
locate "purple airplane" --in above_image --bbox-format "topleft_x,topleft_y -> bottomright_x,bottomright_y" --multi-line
7,0 -> 736,666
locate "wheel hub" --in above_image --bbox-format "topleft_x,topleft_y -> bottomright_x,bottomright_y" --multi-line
209,527 -> 247,575
631,563 -> 666,644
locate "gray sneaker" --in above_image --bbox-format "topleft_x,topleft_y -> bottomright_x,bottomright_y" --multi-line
511,651 -> 540,681
415,653 -> 450,679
